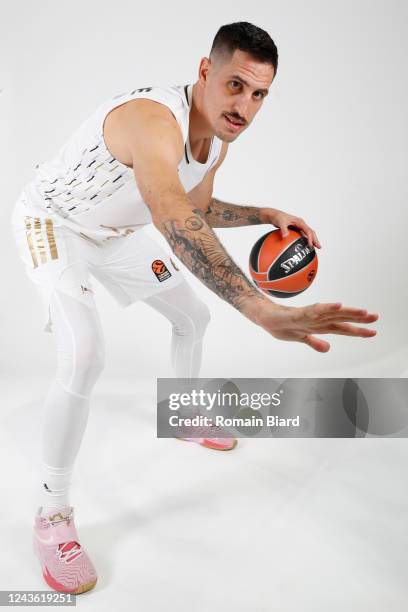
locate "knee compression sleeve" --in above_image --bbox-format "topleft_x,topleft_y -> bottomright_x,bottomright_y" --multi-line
143,281 -> 211,378
51,289 -> 105,398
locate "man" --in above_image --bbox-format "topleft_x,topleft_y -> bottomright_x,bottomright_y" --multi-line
11,22 -> 378,594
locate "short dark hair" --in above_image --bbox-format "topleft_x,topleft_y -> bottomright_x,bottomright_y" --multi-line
210,22 -> 278,74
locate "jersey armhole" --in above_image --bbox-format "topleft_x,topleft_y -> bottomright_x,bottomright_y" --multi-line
100,93 -> 188,167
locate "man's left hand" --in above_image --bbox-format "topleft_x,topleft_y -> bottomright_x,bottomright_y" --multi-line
260,207 -> 322,249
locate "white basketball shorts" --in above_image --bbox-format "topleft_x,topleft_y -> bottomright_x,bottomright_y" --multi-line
11,191 -> 185,333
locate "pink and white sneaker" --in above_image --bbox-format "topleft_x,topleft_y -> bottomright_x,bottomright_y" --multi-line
175,423 -> 237,451
33,506 -> 97,594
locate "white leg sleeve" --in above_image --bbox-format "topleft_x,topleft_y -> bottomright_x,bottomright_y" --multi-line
40,289 -> 105,513
142,280 -> 211,378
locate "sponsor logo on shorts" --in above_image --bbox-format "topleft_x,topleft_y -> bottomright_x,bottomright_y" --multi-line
152,259 -> 172,282
24,216 -> 59,269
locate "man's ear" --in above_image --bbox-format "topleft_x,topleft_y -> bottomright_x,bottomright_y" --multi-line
198,56 -> 211,83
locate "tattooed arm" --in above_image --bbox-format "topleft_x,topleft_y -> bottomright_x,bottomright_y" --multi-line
124,101 -> 378,352
158,201 -> 269,314
153,196 -> 376,351
125,103 -> 269,317
203,198 -> 321,248
204,197 -> 264,227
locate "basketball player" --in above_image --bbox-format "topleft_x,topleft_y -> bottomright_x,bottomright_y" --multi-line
11,22 -> 378,593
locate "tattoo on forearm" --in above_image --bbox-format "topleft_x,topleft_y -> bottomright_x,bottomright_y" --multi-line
160,208 -> 263,312
185,215 -> 204,231
204,198 -> 263,227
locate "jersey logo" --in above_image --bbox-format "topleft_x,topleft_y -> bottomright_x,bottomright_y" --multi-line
130,87 -> 152,94
152,259 -> 172,282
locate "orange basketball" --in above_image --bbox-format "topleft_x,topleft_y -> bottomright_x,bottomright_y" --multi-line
249,227 -> 318,298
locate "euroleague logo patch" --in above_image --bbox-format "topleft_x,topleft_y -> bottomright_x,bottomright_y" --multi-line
152,259 -> 172,282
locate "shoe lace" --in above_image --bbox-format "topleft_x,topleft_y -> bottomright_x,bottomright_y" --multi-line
45,511 -> 83,563
44,510 -> 73,526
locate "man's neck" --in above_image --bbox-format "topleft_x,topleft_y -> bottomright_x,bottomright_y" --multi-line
189,82 -> 214,152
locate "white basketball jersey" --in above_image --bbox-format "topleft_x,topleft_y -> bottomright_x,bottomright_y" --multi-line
22,83 -> 222,243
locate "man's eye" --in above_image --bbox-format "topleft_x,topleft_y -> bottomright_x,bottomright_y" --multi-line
229,82 -> 264,98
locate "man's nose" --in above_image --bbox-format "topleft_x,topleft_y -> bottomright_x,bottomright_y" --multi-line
231,96 -> 251,122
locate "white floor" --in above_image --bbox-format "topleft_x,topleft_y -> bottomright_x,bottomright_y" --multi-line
0,377 -> 407,612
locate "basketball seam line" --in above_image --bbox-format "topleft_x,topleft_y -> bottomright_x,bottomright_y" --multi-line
257,260 -> 317,285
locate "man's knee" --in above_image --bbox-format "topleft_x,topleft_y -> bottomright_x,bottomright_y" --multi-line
50,289 -> 105,397
56,332 -> 105,397
75,336 -> 105,378
173,298 -> 211,338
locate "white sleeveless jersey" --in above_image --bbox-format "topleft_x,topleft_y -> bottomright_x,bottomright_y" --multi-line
22,83 -> 222,243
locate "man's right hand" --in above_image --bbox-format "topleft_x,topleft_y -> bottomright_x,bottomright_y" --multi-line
242,295 -> 379,352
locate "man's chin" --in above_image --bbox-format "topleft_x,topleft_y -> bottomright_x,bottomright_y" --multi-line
225,134 -> 239,143
215,129 -> 240,143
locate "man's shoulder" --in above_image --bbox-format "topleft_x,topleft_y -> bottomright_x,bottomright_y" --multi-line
107,82 -> 188,111
102,85 -> 188,167
107,83 -> 188,129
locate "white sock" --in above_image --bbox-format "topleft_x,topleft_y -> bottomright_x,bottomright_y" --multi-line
40,464 -> 72,516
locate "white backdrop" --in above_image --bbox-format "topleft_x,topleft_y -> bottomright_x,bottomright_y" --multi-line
1,4 -> 408,610
1,0 -> 407,382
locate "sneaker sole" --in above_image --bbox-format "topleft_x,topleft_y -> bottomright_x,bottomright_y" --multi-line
176,437 -> 238,451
